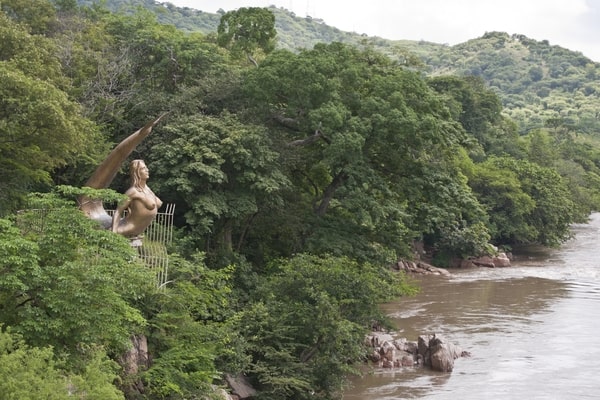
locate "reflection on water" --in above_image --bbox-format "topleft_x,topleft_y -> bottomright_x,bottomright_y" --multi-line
344,213 -> 600,400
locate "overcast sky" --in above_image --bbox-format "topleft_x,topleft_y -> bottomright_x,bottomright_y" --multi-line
166,0 -> 600,62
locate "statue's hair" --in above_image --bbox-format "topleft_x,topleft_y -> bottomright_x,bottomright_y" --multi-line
130,159 -> 145,190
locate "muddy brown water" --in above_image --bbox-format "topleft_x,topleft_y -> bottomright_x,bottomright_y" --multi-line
343,213 -> 600,400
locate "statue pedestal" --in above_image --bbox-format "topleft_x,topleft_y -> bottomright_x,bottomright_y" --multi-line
129,236 -> 143,248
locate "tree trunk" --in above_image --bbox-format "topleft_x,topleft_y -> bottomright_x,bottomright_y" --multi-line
221,219 -> 234,253
315,170 -> 348,217
236,212 -> 258,253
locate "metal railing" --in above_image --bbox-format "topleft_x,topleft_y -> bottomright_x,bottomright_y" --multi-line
18,204 -> 175,288
134,203 -> 175,288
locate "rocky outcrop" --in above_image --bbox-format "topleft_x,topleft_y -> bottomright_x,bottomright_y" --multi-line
366,332 -> 469,372
394,260 -> 452,276
119,334 -> 150,396
456,251 -> 512,268
225,374 -> 256,399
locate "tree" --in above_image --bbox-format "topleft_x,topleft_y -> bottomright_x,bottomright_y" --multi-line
142,254 -> 236,399
428,75 -> 517,157
467,158 -> 537,244
470,157 -> 576,246
217,7 -> 276,66
0,12 -> 99,213
0,0 -> 57,35
238,254 -> 416,399
523,129 -> 558,167
242,42 -> 487,262
147,113 -> 289,257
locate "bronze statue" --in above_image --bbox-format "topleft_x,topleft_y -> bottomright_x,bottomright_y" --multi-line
79,114 -> 166,237
112,159 -> 163,237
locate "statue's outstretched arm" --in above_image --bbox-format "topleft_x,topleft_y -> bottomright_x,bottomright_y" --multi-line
85,113 -> 168,189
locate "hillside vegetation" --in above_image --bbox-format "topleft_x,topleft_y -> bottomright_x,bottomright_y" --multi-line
102,1 -> 600,137
2,1 -> 600,399
417,32 -> 600,135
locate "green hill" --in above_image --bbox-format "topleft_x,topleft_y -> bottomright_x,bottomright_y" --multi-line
412,32 -> 600,135
85,0 -> 600,136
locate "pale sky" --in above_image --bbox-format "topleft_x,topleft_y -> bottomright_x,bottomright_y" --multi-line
166,0 -> 600,62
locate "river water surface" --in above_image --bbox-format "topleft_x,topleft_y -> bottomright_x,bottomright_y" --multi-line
343,213 -> 600,400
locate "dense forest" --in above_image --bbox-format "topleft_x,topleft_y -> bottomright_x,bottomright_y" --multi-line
2,0 -> 600,399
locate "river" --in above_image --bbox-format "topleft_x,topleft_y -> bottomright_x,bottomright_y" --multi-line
343,213 -> 600,400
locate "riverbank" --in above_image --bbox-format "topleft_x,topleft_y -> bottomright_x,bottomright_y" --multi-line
344,214 -> 600,399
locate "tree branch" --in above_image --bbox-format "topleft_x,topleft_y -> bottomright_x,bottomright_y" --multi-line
272,113 -> 300,130
287,126 -> 331,147
300,335 -> 323,363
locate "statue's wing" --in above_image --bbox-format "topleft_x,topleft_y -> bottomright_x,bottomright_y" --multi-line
79,114 -> 167,224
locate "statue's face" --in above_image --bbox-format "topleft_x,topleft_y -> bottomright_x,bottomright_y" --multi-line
140,162 -> 149,179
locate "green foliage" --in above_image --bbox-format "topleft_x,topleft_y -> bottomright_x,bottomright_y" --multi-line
0,192 -> 154,356
243,42 -> 491,263
419,32 -> 600,136
217,7 -> 276,66
0,328 -> 123,400
523,129 -> 559,167
0,12 -> 99,212
467,159 -> 537,244
1,0 -> 57,35
428,75 -> 519,157
67,347 -> 125,400
469,157 -> 576,246
148,113 -> 289,256
0,330 -> 68,399
143,253 -> 236,399
3,2 -> 600,397
239,254 -> 416,399
72,2 -> 600,141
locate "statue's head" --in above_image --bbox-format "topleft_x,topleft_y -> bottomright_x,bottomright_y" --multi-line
130,159 -> 147,189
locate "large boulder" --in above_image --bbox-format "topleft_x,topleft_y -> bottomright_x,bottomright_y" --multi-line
428,335 -> 462,372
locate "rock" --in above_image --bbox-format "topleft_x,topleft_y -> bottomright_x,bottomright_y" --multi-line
494,252 -> 511,267
470,252 -> 512,268
428,335 -> 464,372
369,350 -> 381,362
366,332 -> 394,347
470,255 -> 495,268
396,260 -> 452,276
121,334 -> 149,376
405,341 -> 418,354
458,259 -> 476,268
225,374 -> 256,399
119,334 -> 149,396
401,355 -> 415,367
417,335 -> 431,358
380,340 -> 396,361
364,332 -> 467,373
393,337 -> 407,350
394,338 -> 418,354
416,353 -> 424,366
430,345 -> 454,372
